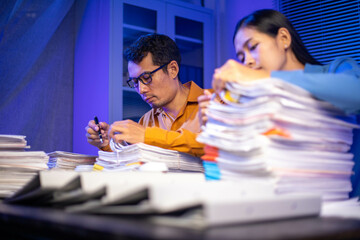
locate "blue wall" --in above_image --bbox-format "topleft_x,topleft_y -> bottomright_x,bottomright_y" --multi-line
215,0 -> 274,67
73,0 -> 110,155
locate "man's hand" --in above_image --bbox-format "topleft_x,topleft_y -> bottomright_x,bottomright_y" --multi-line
198,90 -> 226,126
108,120 -> 146,144
198,90 -> 213,126
85,120 -> 110,148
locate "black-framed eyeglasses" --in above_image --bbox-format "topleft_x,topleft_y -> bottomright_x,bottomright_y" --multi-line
126,61 -> 171,88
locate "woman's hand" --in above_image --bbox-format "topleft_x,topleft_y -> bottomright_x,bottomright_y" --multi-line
212,59 -> 270,94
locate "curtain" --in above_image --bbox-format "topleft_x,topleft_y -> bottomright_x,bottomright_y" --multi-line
0,0 -> 76,152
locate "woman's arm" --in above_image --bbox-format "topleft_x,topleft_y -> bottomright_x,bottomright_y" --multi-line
272,58 -> 360,114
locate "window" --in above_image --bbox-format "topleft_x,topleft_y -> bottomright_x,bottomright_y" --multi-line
276,0 -> 360,64
109,0 -> 214,123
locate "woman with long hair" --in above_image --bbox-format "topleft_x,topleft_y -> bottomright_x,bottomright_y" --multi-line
199,9 -> 360,196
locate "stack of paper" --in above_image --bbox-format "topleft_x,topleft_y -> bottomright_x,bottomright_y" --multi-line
0,134 -> 49,198
197,78 -> 359,201
0,134 -> 29,150
94,142 -> 203,172
47,151 -> 96,170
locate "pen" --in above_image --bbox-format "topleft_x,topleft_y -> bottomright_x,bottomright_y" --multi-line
94,116 -> 103,143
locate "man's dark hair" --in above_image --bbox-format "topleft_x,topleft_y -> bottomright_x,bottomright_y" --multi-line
124,33 -> 181,74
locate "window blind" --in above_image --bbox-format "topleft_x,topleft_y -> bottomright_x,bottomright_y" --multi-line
275,0 -> 360,64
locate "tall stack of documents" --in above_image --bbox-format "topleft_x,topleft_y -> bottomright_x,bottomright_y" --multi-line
0,134 -> 49,198
94,142 -> 203,172
197,78 -> 359,201
47,151 -> 96,170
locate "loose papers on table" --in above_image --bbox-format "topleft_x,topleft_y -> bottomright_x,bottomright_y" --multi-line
47,151 -> 96,170
94,141 -> 203,173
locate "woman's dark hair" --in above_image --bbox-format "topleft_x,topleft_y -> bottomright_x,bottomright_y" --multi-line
124,33 -> 181,74
233,9 -> 320,65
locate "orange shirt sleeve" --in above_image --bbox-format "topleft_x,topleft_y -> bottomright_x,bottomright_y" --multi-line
144,127 -> 204,157
100,144 -> 112,152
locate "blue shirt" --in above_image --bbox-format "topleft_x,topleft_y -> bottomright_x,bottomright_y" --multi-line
272,57 -> 360,197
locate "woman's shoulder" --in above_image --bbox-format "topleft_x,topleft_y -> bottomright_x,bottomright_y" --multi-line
328,57 -> 360,73
305,57 -> 360,74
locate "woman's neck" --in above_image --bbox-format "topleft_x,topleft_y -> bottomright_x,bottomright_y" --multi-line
284,50 -> 305,71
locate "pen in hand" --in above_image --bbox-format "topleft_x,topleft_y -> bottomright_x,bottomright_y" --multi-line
94,116 -> 103,144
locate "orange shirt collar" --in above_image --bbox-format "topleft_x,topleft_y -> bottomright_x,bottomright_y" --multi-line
154,81 -> 204,116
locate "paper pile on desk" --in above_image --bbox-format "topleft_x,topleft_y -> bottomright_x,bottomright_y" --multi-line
0,134 -> 49,198
197,78 -> 359,201
47,151 -> 96,171
0,134 -> 29,150
94,142 -> 203,172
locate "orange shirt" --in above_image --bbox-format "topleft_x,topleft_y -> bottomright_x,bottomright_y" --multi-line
138,81 -> 205,157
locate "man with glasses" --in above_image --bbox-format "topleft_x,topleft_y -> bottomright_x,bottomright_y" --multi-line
86,33 -> 206,157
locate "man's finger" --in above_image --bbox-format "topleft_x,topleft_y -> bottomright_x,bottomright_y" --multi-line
113,133 -> 125,143
108,126 -> 124,139
88,120 -> 97,128
86,126 -> 97,134
86,132 -> 98,140
99,122 -> 109,130
203,89 -> 212,96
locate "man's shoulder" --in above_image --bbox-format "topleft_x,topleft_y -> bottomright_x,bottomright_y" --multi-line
185,81 -> 213,101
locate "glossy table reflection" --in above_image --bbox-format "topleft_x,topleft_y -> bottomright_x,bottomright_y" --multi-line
0,202 -> 360,240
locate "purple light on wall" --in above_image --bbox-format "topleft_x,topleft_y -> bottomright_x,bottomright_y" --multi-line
73,0 -> 110,155
218,0 -> 274,64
